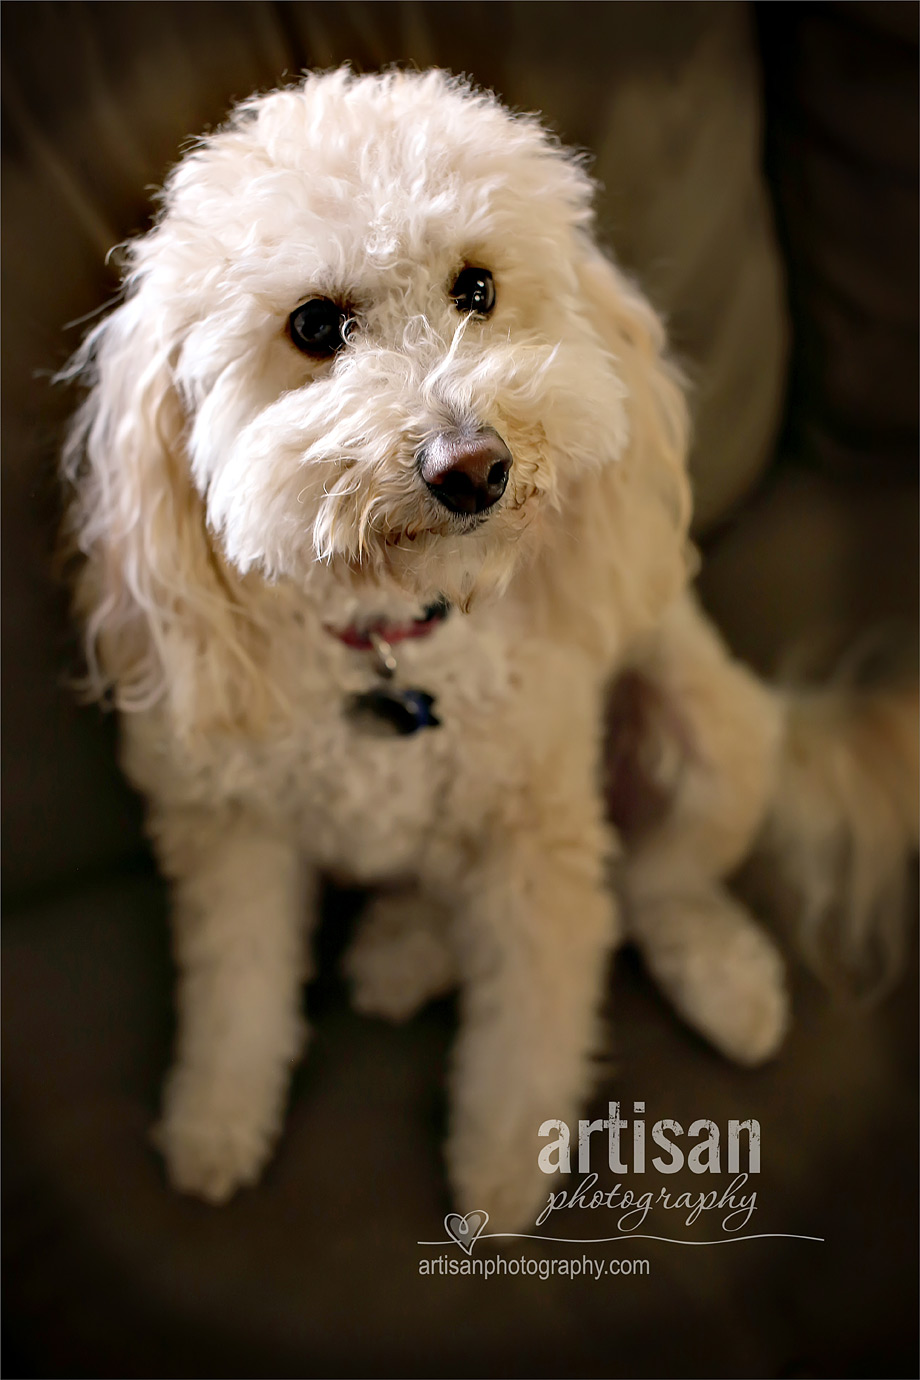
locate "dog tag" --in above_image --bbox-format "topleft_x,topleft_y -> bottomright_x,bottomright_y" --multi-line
348,687 -> 441,737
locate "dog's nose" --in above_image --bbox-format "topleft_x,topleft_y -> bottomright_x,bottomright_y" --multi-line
418,429 -> 512,516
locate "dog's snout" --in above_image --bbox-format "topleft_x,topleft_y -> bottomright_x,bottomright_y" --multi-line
418,429 -> 512,516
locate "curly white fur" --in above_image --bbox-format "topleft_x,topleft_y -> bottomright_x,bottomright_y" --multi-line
61,69 -> 916,1230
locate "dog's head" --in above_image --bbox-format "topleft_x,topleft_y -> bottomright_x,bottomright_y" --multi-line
63,69 -> 690,727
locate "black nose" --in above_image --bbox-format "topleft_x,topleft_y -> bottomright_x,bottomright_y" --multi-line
418,428 -> 512,516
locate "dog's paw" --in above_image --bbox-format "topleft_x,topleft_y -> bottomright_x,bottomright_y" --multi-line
153,1066 -> 286,1204
446,1082 -> 576,1234
342,892 -> 456,1022
678,934 -> 789,1066
634,891 -> 790,1066
446,1122 -> 557,1236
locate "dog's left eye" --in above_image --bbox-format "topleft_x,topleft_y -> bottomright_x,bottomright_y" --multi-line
288,298 -> 349,358
450,268 -> 495,316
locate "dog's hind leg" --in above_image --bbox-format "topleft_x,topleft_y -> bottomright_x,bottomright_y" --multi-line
614,593 -> 790,1064
626,884 -> 789,1064
342,889 -> 457,1022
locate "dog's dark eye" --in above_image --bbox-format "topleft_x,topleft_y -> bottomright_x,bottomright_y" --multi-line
450,268 -> 495,316
288,298 -> 349,358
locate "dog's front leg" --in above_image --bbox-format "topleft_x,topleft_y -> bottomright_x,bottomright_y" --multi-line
150,806 -> 311,1203
446,804 -> 619,1232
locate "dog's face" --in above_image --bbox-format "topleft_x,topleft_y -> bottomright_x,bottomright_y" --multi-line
121,69 -> 630,614
66,68 -> 690,724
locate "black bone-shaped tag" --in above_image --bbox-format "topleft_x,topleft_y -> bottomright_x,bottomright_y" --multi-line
348,687 -> 441,737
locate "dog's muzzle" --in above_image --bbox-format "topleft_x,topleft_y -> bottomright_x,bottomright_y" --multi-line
418,427 -> 512,516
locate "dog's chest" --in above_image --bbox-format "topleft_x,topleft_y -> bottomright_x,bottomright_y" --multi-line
238,615 -> 524,881
276,705 -> 452,879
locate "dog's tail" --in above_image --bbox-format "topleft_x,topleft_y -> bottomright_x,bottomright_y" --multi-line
758,675 -> 918,996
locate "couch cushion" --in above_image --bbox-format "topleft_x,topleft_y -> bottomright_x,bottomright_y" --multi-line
698,462 -> 919,676
3,871 -> 917,1377
758,2 -> 919,476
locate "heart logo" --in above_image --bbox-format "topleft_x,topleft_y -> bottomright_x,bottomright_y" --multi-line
444,1210 -> 490,1255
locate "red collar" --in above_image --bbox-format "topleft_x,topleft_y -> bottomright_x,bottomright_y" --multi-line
326,601 -> 449,651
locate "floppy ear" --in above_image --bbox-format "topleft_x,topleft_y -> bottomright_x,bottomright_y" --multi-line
551,237 -> 696,651
575,238 -> 693,543
61,292 -> 278,738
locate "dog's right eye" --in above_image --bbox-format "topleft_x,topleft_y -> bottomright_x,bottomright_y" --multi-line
288,298 -> 349,358
450,267 -> 495,316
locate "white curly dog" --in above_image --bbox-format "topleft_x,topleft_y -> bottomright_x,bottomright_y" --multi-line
62,69 -> 917,1230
